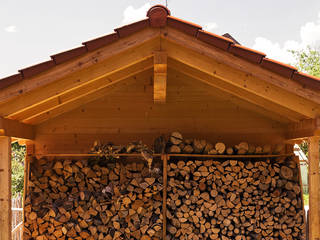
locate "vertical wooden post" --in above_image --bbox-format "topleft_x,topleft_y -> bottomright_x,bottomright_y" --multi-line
308,136 -> 320,240
154,51 -> 167,104
162,154 -> 168,240
0,136 -> 12,240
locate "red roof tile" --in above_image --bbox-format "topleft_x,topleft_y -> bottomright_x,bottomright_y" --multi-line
83,33 -> 119,52
229,44 -> 265,63
115,19 -> 149,38
19,60 -> 55,79
261,58 -> 297,78
147,5 -> 170,27
167,16 -> 202,37
292,72 -> 320,91
0,4 -> 319,94
51,46 -> 87,65
197,30 -> 233,51
0,74 -> 22,89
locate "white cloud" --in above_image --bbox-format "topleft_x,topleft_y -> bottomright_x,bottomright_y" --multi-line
122,3 -> 151,25
4,25 -> 17,33
204,22 -> 218,32
252,12 -> 320,64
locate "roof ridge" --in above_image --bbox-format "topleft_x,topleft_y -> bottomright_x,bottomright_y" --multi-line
0,4 -> 319,92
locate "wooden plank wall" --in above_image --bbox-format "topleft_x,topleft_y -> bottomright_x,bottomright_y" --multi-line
34,71 -> 287,155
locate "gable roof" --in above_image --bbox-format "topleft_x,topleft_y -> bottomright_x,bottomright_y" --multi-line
0,4 -> 319,91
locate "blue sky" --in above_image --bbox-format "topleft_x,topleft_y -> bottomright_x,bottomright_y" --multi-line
1,0 -> 320,78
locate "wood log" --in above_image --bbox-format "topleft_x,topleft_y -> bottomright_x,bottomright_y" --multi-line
166,157 -> 305,240
215,142 -> 226,154
24,158 -> 163,240
170,132 -> 183,145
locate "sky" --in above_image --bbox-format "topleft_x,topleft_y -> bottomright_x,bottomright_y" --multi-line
1,0 -> 320,78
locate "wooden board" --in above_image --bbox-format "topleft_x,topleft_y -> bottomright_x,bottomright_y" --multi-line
308,136 -> 320,239
0,136 -> 12,240
34,72 -> 287,154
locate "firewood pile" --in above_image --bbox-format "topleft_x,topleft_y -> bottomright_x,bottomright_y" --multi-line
24,157 -> 163,240
161,132 -> 285,155
166,157 -> 305,240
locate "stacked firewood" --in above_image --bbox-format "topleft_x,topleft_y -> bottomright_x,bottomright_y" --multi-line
166,157 -> 305,239
160,132 -> 285,155
24,158 -> 163,240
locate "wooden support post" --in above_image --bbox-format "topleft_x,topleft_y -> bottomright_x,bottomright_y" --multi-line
308,136 -> 320,240
162,154 -> 168,240
0,136 -> 12,240
154,51 -> 167,103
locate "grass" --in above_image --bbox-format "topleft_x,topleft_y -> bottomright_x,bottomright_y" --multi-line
303,194 -> 309,206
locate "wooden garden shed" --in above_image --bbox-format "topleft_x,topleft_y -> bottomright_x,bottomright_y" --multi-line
0,5 -> 319,239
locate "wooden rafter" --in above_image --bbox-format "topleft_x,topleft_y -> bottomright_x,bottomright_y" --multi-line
163,40 -> 320,119
0,40 -> 158,120
161,27 -> 320,105
25,69 -> 153,124
153,51 -> 167,103
0,28 -> 160,103
168,58 -> 305,122
0,117 -> 34,139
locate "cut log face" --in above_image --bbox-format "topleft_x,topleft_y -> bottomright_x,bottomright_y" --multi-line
166,157 -> 305,239
24,158 -> 163,240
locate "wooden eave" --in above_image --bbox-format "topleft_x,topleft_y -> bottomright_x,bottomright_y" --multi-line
0,5 -> 320,140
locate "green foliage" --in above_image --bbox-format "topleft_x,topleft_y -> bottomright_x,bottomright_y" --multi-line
289,46 -> 320,77
11,142 -> 26,197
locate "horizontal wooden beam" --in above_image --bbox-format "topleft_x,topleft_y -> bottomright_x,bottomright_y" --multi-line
163,40 -> 320,119
0,39 -> 158,121
286,118 -> 320,140
168,58 -> 304,123
154,51 -> 167,103
0,117 -> 34,139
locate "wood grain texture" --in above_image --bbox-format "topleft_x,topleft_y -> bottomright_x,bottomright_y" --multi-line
0,136 -> 12,240
308,136 -> 320,239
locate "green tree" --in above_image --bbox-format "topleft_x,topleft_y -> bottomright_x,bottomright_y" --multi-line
11,142 -> 26,197
289,46 -> 320,77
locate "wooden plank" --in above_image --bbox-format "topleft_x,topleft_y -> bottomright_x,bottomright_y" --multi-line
163,40 -> 320,119
308,136 -> 320,239
14,58 -> 153,123
1,39 -> 158,120
0,117 -> 34,139
168,65 -> 298,123
23,69 -> 153,124
162,154 -> 168,240
0,27 -> 160,103
161,26 -> 320,106
154,51 -> 167,103
286,118 -> 320,140
0,136 -> 12,240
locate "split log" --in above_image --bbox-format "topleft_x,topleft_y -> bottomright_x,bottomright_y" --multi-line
215,142 -> 226,154
24,158 -> 163,240
166,157 -> 305,239
170,132 -> 183,145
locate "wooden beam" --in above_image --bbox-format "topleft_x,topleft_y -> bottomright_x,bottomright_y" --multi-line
0,136 -> 12,240
168,58 -> 304,122
0,117 -> 34,139
0,28 -> 160,103
163,40 -> 320,119
308,136 -> 320,240
25,69 -> 153,124
286,118 -> 320,140
161,27 -> 320,105
0,39 -> 158,120
154,51 -> 167,103
10,58 -> 153,122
